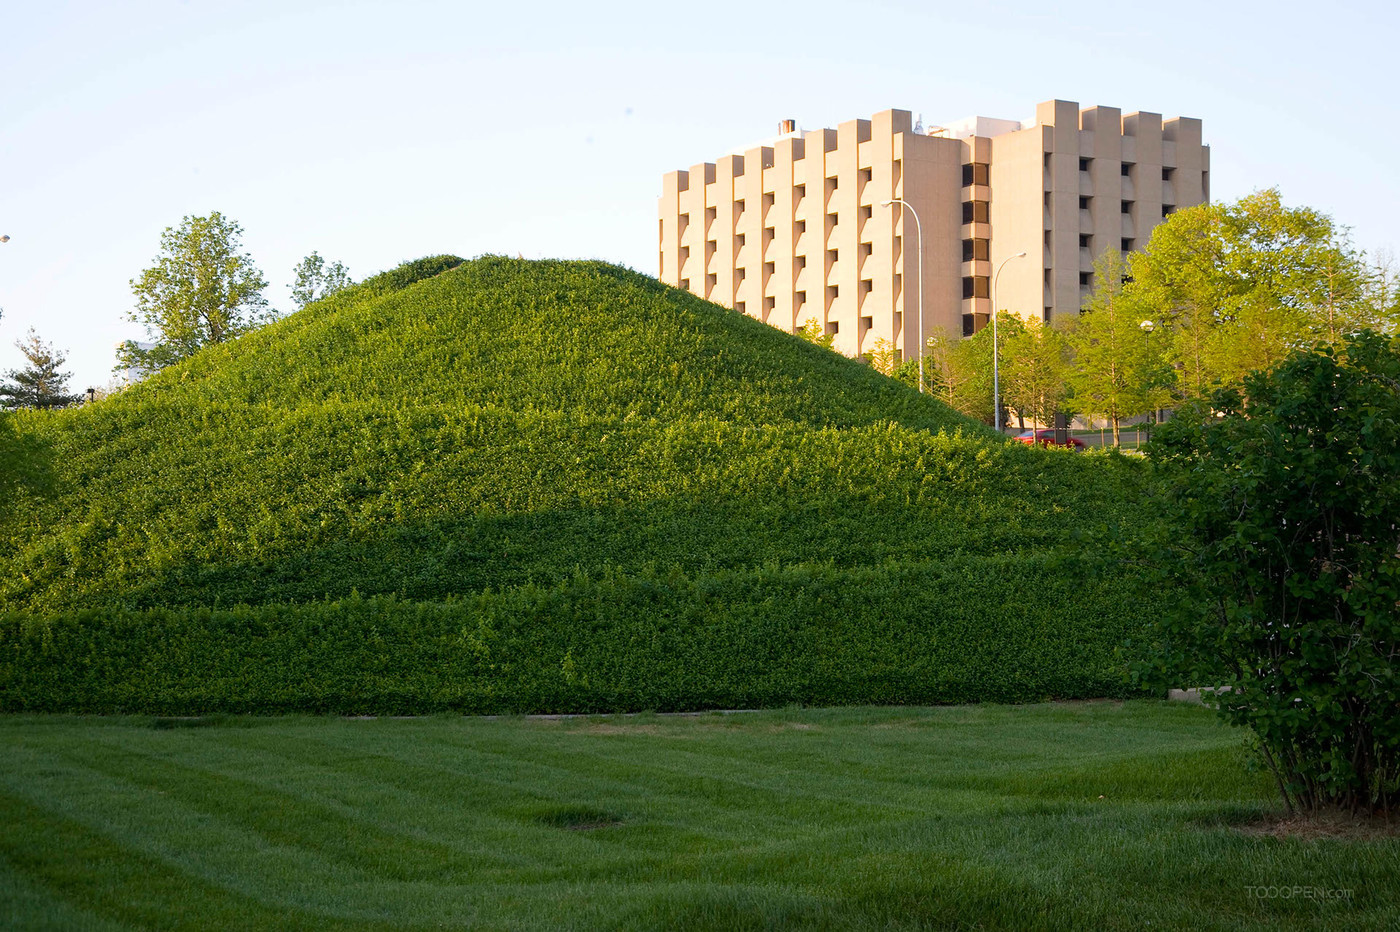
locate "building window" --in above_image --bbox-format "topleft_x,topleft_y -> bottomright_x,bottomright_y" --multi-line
1120,163 -> 1133,177
796,290 -> 806,306
825,320 -> 839,335
736,268 -> 746,282
737,233 -> 746,246
764,296 -> 776,312
962,163 -> 989,186
735,199 -> 745,215
679,212 -> 689,232
827,176 -> 838,190
1079,272 -> 1092,286
764,261 -> 775,275
1121,200 -> 1133,214
735,301 -> 746,313
859,279 -> 873,297
827,248 -> 839,263
1079,157 -> 1092,172
681,245 -> 690,261
706,239 -> 717,256
859,242 -> 873,259
764,226 -> 775,244
1079,196 -> 1091,210
1043,306 -> 1053,322
763,193 -> 775,209
962,313 -> 976,337
1121,238 -> 1134,252
962,201 -> 989,224
795,219 -> 807,234
797,255 -> 807,269
1163,204 -> 1176,216
794,184 -> 806,201
1042,153 -> 1052,171
859,167 -> 872,184
1162,167 -> 1175,181
962,238 -> 989,262
962,276 -> 989,299
706,273 -> 717,290
680,278 -> 690,290
706,207 -> 717,224
827,212 -> 838,228
859,205 -> 873,220
828,284 -> 840,300
1079,234 -> 1091,248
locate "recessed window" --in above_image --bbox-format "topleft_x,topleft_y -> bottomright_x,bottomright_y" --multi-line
763,193 -> 775,208
706,273 -> 717,288
860,279 -> 873,296
825,320 -> 839,335
1079,196 -> 1091,210
737,233 -> 746,246
1121,238 -> 1134,252
680,278 -> 690,290
962,201 -> 989,223
827,248 -> 839,263
1163,205 -> 1176,216
1079,234 -> 1091,248
679,212 -> 690,231
681,245 -> 690,260
764,226 -> 775,243
1079,272 -> 1092,286
962,238 -> 990,262
796,219 -> 807,234
1162,167 -> 1175,181
706,207 -> 717,223
1121,200 -> 1133,213
962,313 -> 976,337
796,290 -> 806,306
859,168 -> 872,183
827,176 -> 839,190
859,205 -> 873,220
1043,306 -> 1053,322
1042,153 -> 1052,171
1120,163 -> 1133,177
962,276 -> 989,299
962,163 -> 989,186
827,212 -> 838,228
828,285 -> 840,299
735,199 -> 746,215
1079,157 -> 1092,172
794,184 -> 806,200
764,296 -> 776,312
764,261 -> 775,275
736,268 -> 746,282
859,242 -> 873,259
797,255 -> 807,269
735,301 -> 746,313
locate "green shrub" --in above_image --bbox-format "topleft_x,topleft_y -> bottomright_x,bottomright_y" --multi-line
0,555 -> 1151,715
1138,331 -> 1400,813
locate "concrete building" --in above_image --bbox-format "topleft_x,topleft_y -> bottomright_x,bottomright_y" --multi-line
657,99 -> 1208,361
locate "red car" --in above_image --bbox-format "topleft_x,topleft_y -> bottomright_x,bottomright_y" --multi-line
1014,429 -> 1086,450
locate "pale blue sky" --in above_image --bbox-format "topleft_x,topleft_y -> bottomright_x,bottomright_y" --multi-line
3,0 -> 1397,390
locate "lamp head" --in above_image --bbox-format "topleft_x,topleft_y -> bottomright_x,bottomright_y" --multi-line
1140,319 -> 1155,333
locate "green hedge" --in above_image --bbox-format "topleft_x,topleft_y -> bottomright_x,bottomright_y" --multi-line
0,555 -> 1151,715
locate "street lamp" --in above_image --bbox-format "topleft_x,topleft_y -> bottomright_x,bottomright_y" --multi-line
991,251 -> 1028,433
1140,319 -> 1156,436
0,235 -> 10,244
881,199 -> 924,391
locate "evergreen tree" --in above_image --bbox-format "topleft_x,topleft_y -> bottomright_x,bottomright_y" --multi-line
0,329 -> 78,410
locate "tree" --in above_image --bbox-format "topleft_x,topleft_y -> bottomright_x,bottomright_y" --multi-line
1066,249 -> 1154,445
1128,190 -> 1378,404
864,337 -> 901,376
289,252 -> 354,311
119,212 -> 271,373
1139,330 -> 1400,815
0,329 -> 78,410
1002,316 -> 1073,431
795,317 -> 835,350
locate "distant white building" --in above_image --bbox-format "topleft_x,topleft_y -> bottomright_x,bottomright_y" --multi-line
117,341 -> 158,384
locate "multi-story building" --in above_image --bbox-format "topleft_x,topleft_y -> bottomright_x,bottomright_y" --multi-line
657,99 -> 1208,361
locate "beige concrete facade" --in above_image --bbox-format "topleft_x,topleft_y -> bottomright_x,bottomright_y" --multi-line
658,100 -> 1209,360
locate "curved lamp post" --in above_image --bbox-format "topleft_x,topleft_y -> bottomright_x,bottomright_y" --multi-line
881,199 -> 923,391
991,251 -> 1028,433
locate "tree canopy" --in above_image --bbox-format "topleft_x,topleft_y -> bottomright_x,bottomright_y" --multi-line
119,212 -> 272,373
1,328 -> 77,410
289,252 -> 353,312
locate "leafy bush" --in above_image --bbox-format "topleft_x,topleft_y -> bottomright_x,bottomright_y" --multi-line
0,555 -> 1149,714
1138,330 -> 1400,813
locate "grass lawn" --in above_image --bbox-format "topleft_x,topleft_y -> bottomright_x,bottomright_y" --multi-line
0,702 -> 1394,930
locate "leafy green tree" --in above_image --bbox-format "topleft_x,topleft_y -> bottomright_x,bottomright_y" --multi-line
0,329 -> 78,410
1067,249 -> 1153,445
864,337 -> 901,376
795,317 -> 835,349
289,252 -> 354,311
1002,316 -> 1072,431
119,212 -> 272,373
1139,330 -> 1400,814
1128,189 -> 1379,403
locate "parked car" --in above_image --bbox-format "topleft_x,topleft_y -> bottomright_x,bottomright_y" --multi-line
1014,429 -> 1086,450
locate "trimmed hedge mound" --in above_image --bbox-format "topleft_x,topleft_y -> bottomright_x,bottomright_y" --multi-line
0,555 -> 1146,715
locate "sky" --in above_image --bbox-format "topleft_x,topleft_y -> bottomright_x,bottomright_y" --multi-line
2,0 -> 1398,391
